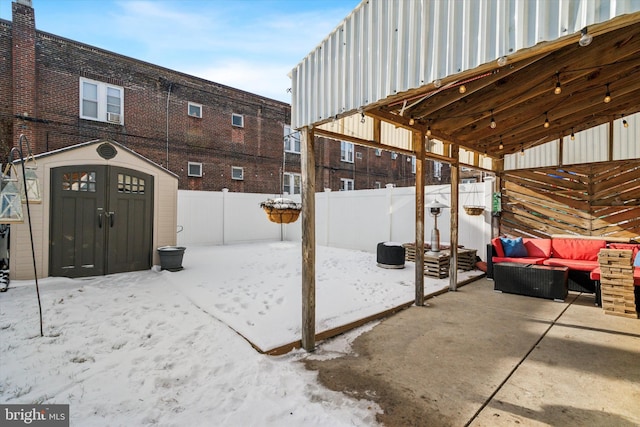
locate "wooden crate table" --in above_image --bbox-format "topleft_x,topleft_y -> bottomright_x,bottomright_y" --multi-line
403,244 -> 477,278
454,248 -> 477,271
403,243 -> 450,278
598,249 -> 638,319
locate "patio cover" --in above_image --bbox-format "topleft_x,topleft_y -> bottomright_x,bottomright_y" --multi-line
290,0 -> 640,350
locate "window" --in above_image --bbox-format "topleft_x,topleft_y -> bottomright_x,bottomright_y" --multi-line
231,166 -> 244,180
80,78 -> 123,124
341,141 -> 354,163
187,162 -> 202,177
62,171 -> 97,192
232,113 -> 244,127
284,125 -> 300,153
283,173 -> 301,195
356,152 -> 363,160
117,173 -> 145,194
375,148 -> 382,157
340,178 -> 354,191
391,152 -> 398,160
462,178 -> 478,184
411,156 -> 416,174
434,161 -> 443,179
188,102 -> 202,118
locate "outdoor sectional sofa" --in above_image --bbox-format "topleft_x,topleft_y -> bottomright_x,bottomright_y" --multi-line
487,237 -> 640,305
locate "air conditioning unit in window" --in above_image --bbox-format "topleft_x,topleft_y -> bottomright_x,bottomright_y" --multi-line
106,112 -> 121,124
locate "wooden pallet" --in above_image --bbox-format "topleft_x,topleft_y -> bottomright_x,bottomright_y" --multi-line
598,249 -> 637,318
402,243 -> 450,278
457,249 -> 477,271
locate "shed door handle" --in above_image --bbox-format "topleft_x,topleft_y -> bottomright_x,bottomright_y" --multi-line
108,212 -> 115,228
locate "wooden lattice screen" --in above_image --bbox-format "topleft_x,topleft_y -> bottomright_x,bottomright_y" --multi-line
500,159 -> 640,241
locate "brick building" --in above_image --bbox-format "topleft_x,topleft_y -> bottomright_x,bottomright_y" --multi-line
1,0 -> 456,194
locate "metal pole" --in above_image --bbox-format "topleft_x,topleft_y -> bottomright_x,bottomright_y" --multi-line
14,135 -> 43,336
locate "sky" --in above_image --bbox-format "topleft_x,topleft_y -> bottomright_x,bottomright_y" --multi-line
0,0 -> 361,103
0,241 -> 483,425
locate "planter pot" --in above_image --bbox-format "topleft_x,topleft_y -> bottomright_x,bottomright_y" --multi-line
157,246 -> 186,271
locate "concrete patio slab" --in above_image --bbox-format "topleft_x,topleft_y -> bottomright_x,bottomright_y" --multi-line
305,278 -> 640,426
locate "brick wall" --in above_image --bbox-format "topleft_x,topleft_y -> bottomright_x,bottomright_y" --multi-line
3,2 -> 452,193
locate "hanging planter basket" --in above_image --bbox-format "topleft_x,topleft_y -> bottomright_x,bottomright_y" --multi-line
463,205 -> 485,216
260,198 -> 302,224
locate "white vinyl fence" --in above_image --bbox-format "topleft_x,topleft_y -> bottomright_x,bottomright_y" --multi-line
177,180 -> 494,260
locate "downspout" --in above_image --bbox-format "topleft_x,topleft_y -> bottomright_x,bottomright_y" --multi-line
166,83 -> 173,169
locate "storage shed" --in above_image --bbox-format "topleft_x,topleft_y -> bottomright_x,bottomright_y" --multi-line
9,139 -> 179,280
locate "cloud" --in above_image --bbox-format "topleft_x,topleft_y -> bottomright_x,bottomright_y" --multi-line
186,60 -> 293,103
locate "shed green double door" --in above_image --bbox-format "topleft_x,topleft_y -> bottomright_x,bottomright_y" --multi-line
49,165 -> 154,278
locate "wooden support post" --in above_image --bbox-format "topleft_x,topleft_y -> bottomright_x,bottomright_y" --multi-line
608,119 -> 614,162
301,127 -> 316,351
415,132 -> 425,306
449,144 -> 459,291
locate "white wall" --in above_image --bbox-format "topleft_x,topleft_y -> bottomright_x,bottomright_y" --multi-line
177,181 -> 493,260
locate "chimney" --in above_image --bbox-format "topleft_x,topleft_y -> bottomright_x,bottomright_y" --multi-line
12,0 -> 38,152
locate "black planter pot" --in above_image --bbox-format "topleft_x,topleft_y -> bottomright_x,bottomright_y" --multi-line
157,246 -> 186,271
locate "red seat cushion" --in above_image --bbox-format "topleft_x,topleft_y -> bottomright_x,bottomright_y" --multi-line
523,238 -> 552,258
551,238 -> 606,261
491,237 -> 505,257
543,258 -> 599,271
493,256 -> 547,265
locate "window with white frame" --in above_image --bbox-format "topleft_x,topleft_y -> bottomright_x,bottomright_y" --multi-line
434,161 -> 443,179
232,113 -> 244,127
340,178 -> 354,191
187,162 -> 202,177
231,166 -> 244,180
284,125 -> 300,153
462,178 -> 477,184
188,102 -> 202,118
80,77 -> 123,124
341,141 -> 354,163
283,172 -> 301,195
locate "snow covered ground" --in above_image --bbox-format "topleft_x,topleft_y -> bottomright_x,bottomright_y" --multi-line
0,242 -> 482,426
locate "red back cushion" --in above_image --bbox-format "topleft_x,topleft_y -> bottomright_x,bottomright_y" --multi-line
523,238 -> 552,258
551,238 -> 606,261
491,237 -> 505,257
608,243 -> 640,260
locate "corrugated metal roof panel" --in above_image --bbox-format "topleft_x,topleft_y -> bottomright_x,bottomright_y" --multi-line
292,0 -> 640,129
504,113 -> 639,169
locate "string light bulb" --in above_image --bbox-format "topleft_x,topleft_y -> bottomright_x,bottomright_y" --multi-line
622,114 -> 629,128
459,85 -> 467,94
570,128 -> 575,140
490,110 -> 496,129
544,112 -> 550,128
554,72 -> 562,95
499,135 -> 504,150
604,83 -> 611,103
520,144 -> 525,156
426,125 -> 432,137
579,27 -> 593,47
409,117 -> 415,126
360,112 -> 366,123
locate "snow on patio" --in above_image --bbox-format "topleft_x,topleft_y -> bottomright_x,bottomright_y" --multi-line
0,242 -> 483,425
